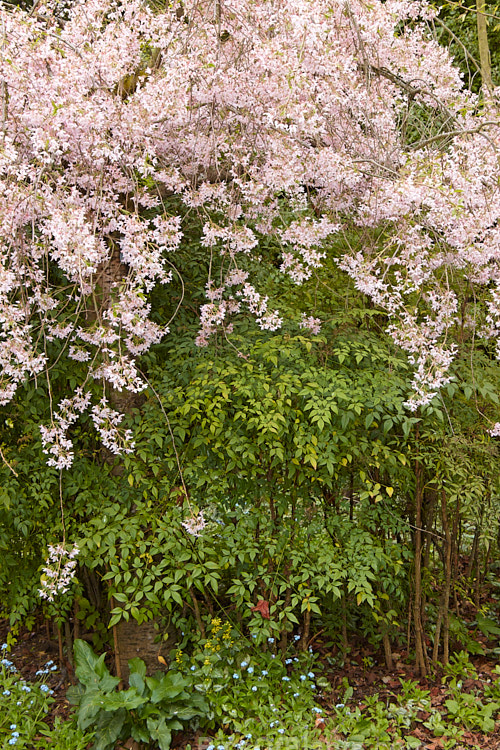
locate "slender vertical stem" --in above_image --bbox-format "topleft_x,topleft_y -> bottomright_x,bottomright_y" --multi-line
189,588 -> 205,638
433,489 -> 452,665
301,608 -> 311,652
413,458 -> 427,676
382,628 -> 393,671
342,581 -> 348,656
477,0 -> 493,94
65,621 -> 73,669
74,598 -> 80,642
110,596 -> 123,688
57,623 -> 64,665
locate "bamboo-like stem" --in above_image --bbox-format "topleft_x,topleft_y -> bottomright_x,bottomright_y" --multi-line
57,623 -> 64,665
433,490 -> 452,665
301,608 -> 311,652
189,588 -> 205,638
110,597 -> 123,689
477,0 -> 494,94
342,582 -> 349,656
413,458 -> 428,676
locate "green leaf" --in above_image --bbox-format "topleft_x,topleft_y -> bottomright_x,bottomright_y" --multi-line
93,709 -> 126,750
405,736 -> 422,749
131,605 -> 140,620
99,673 -> 121,693
108,613 -> 122,629
66,684 -> 84,706
146,672 -> 188,704
131,723 -> 151,743
102,688 -> 145,711
76,690 -> 105,730
147,717 -> 172,750
74,640 -> 108,688
476,614 -> 500,638
73,640 -> 119,694
168,705 -> 206,721
128,658 -> 147,695
445,698 -> 459,715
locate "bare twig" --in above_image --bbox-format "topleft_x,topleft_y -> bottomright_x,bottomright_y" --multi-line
0,445 -> 18,476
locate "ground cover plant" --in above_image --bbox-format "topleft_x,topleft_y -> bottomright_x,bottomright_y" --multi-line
68,639 -> 208,750
6,627 -> 500,749
0,643 -> 92,749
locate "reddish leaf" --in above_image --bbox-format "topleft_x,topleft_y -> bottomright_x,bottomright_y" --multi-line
411,727 -> 428,740
416,709 -> 430,721
251,600 -> 270,619
424,738 -> 445,750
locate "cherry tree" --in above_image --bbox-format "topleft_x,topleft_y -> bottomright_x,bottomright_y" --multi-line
1,0 -> 499,471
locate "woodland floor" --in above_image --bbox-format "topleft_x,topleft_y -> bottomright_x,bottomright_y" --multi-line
2,618 -> 500,750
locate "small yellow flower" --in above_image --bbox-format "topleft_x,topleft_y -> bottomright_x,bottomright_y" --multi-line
211,617 -> 222,633
204,658 -> 210,666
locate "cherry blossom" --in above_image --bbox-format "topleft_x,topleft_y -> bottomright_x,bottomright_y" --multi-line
39,543 -> 79,602
299,315 -> 322,336
181,511 -> 207,538
91,398 -> 135,455
1,0 -> 500,454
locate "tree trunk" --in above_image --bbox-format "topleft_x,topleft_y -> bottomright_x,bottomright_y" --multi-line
477,0 -> 493,94
115,618 -> 177,682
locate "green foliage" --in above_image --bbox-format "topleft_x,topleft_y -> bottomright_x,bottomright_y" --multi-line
443,650 -> 478,682
330,698 -> 393,746
201,727 -> 325,750
2,188 -> 500,704
106,330 -> 414,646
432,0 -> 500,92
437,651 -> 500,732
326,674 -> 500,749
68,639 -> 208,750
443,692 -> 500,733
171,617 -> 327,742
0,648 -> 92,750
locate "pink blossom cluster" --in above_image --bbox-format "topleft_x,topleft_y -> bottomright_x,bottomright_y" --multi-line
39,543 -> 79,602
40,389 -> 92,469
280,218 -> 339,283
299,315 -> 322,336
1,0 -> 500,446
40,389 -> 134,468
196,277 -> 281,345
181,511 -> 206,537
91,398 -> 135,455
